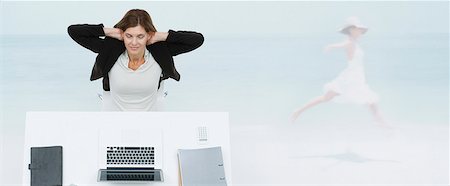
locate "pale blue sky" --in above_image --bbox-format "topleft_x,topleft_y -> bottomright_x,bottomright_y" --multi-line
0,1 -> 448,37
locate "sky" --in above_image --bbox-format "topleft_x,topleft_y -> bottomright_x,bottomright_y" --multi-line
0,1 -> 448,37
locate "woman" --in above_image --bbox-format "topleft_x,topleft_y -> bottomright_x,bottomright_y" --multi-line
290,17 -> 387,127
68,9 -> 204,111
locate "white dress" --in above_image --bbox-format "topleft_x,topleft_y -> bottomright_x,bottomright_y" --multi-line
102,49 -> 165,111
324,44 -> 379,104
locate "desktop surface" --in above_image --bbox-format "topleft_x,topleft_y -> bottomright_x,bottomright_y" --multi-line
22,112 -> 231,186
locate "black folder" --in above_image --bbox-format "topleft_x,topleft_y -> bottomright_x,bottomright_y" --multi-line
28,146 -> 63,186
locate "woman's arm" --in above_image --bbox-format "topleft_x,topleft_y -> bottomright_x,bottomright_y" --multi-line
323,40 -> 350,52
324,40 -> 355,61
67,24 -> 107,53
158,30 -> 204,56
147,32 -> 168,45
103,27 -> 123,41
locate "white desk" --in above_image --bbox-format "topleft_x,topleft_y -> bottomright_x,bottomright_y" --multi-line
22,112 -> 232,186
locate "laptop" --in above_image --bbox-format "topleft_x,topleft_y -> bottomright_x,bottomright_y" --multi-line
97,129 -> 164,182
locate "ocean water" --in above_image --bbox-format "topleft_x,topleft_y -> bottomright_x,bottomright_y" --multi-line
165,34 -> 449,126
1,34 -> 448,124
1,33 -> 448,185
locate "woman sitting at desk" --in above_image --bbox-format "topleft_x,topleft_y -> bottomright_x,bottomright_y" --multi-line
68,9 -> 204,111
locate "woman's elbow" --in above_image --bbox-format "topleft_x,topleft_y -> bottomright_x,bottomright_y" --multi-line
194,33 -> 205,48
67,25 -> 77,38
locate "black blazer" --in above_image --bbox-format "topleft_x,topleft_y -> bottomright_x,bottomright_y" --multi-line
67,24 -> 204,91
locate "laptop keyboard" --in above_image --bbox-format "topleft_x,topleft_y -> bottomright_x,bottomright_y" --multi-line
106,147 -> 155,165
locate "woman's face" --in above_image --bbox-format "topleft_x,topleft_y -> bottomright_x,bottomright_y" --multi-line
349,26 -> 364,38
123,25 -> 150,56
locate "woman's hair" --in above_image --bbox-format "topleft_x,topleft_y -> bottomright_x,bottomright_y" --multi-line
114,9 -> 157,33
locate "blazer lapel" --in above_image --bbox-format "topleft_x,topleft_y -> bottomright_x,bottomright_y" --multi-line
90,37 -> 125,81
148,42 -> 180,81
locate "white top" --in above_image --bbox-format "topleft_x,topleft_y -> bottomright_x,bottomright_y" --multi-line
102,49 -> 163,111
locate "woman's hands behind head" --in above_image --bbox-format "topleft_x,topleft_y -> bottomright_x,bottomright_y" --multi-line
147,32 -> 168,45
103,27 -> 123,41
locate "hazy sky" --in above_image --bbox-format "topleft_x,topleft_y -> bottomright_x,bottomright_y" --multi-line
0,1 -> 448,37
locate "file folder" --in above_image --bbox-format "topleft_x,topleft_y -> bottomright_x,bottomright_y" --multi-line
178,147 -> 227,186
28,146 -> 63,186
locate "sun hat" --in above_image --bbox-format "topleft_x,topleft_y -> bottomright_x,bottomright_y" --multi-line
339,16 -> 368,35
